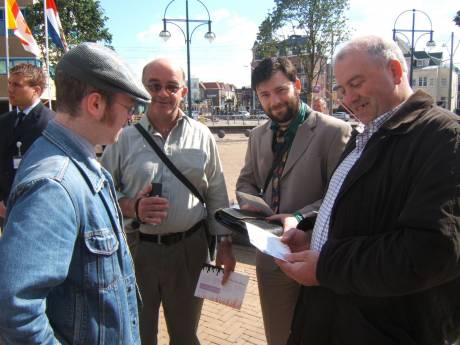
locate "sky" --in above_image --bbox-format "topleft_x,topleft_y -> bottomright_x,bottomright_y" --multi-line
99,0 -> 459,88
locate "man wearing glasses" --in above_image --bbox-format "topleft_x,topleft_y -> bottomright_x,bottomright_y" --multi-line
0,64 -> 54,227
101,58 -> 235,345
0,43 -> 150,344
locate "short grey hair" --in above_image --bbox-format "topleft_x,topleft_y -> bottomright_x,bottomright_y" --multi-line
334,35 -> 408,73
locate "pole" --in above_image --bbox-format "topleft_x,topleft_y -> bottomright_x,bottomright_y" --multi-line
409,9 -> 415,88
448,32 -> 454,111
4,0 -> 11,111
44,0 -> 52,110
328,33 -> 334,113
185,0 -> 192,118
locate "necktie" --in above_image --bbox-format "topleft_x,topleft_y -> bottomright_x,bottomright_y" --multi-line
270,128 -> 289,213
15,112 -> 26,127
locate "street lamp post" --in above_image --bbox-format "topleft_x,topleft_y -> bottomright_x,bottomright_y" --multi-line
447,32 -> 456,111
160,0 -> 215,117
393,9 -> 435,88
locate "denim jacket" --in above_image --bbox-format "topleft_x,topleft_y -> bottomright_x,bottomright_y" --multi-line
0,121 -> 140,345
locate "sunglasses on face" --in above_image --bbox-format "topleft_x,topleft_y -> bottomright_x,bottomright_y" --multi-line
146,82 -> 182,95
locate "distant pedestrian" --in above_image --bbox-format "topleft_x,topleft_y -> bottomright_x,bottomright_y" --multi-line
312,96 -> 328,114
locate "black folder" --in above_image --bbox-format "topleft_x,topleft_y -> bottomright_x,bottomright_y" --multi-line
214,208 -> 283,237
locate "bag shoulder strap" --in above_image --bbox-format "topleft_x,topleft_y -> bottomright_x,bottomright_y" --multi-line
134,123 -> 205,205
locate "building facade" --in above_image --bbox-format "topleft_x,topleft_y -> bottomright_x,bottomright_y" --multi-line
251,34 -> 328,104
397,41 -> 460,112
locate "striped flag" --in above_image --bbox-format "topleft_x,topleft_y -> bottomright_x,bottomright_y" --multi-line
6,0 -> 41,57
45,0 -> 67,51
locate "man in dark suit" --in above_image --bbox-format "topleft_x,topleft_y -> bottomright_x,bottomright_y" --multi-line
0,63 -> 54,221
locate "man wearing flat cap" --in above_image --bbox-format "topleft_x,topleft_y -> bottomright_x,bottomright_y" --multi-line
0,42 -> 149,345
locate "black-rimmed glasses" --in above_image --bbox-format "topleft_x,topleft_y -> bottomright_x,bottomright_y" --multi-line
116,101 -> 137,116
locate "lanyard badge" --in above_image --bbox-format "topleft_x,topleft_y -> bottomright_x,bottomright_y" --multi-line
13,141 -> 22,170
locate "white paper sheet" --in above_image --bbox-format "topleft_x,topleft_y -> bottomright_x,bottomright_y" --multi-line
245,222 -> 291,261
194,264 -> 249,310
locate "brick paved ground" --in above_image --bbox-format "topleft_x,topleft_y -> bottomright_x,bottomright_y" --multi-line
157,133 -> 268,345
158,245 -> 266,345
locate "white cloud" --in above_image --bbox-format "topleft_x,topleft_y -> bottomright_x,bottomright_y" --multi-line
129,8 -> 260,87
211,8 -> 231,23
123,0 -> 459,86
348,0 -> 459,52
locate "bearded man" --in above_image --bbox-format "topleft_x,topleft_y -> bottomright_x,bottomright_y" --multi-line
236,57 -> 351,345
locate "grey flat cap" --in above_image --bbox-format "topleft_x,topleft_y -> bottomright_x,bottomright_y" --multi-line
57,42 -> 150,103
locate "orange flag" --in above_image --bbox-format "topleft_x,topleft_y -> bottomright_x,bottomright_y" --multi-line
7,0 -> 41,57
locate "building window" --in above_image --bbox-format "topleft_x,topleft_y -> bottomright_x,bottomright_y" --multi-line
441,78 -> 447,87
418,77 -> 427,87
429,78 -> 434,86
440,97 -> 447,108
0,9 -> 5,36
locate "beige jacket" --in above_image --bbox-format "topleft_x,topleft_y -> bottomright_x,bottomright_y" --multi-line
236,110 -> 352,217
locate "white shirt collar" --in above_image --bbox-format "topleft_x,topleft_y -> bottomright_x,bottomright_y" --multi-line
17,99 -> 41,115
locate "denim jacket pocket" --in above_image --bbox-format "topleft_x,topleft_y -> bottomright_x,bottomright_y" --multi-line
84,228 -> 119,255
83,228 -> 120,290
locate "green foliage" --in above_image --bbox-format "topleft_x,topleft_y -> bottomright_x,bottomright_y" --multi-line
25,0 -> 112,66
455,11 -> 460,27
255,0 -> 350,101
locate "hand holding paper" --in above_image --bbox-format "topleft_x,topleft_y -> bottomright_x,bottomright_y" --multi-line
194,264 -> 249,309
245,222 -> 291,261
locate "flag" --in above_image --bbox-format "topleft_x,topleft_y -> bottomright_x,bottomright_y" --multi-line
45,0 -> 67,51
6,0 -> 41,57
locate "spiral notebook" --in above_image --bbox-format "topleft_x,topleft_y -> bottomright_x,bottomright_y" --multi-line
194,264 -> 249,310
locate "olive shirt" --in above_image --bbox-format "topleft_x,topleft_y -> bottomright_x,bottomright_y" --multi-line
101,112 -> 230,236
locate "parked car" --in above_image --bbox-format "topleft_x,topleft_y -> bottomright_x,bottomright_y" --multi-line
238,111 -> 251,118
255,110 -> 268,119
332,111 -> 350,122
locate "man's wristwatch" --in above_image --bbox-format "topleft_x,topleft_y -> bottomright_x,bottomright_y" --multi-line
293,211 -> 304,223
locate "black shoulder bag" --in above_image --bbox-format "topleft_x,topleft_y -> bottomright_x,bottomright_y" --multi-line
134,123 -> 217,260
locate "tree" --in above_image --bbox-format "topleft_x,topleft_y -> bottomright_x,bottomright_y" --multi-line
26,0 -> 112,66
455,11 -> 460,27
254,0 -> 350,102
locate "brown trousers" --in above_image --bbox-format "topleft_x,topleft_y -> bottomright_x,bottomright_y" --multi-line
134,228 -> 208,345
256,250 -> 300,345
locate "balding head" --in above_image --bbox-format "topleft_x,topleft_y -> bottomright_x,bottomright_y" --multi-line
142,58 -> 188,121
142,58 -> 186,86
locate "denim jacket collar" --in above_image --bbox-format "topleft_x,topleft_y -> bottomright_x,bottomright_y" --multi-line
43,120 -> 107,194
